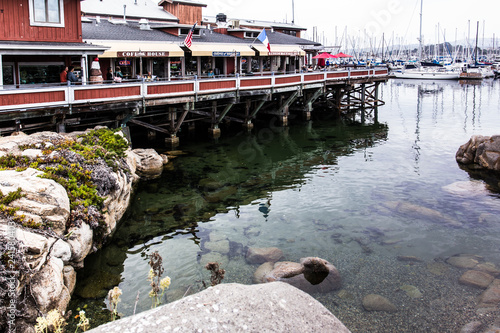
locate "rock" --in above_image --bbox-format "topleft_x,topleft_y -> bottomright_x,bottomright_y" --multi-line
265,258 -> 342,294
198,178 -> 224,191
478,282 -> 500,306
459,321 -> 483,333
203,186 -> 238,203
30,257 -> 68,313
399,284 -> 423,298
15,228 -> 48,255
442,181 -> 488,197
131,148 -> 164,180
21,149 -> 44,158
446,254 -> 480,269
397,256 -> 423,262
362,294 -> 397,312
51,239 -> 72,263
246,247 -> 283,264
200,251 -> 229,268
66,222 -> 93,263
204,239 -> 230,254
0,168 -> 70,236
459,270 -> 494,289
457,135 -> 500,171
427,262 -> 449,276
87,282 -> 352,333
253,262 -> 274,283
63,265 -> 77,294
381,201 -> 461,227
475,262 -> 500,277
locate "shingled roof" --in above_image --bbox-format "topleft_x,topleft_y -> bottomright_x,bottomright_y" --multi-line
81,0 -> 178,22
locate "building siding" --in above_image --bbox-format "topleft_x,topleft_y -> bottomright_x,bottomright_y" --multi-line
0,0 -> 82,42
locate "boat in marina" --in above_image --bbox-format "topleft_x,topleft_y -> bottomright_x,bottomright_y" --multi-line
392,67 -> 460,80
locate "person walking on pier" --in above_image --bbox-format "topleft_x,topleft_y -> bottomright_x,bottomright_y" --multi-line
60,66 -> 68,83
106,67 -> 114,82
67,66 -> 79,84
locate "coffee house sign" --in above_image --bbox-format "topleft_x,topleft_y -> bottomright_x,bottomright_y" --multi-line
117,51 -> 169,57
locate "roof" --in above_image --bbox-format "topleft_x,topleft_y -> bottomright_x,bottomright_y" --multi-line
158,0 -> 207,7
0,41 -> 108,55
82,18 -> 184,42
81,0 -> 178,22
203,16 -> 306,31
266,31 -> 321,47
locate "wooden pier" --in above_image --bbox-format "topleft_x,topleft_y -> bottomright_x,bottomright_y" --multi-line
0,68 -> 389,144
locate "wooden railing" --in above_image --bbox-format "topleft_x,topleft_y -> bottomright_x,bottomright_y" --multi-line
0,69 -> 388,112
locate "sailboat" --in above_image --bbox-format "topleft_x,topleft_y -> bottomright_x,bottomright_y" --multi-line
392,0 -> 460,80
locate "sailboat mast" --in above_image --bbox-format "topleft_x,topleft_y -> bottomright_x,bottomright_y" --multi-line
418,0 -> 423,60
474,21 -> 479,65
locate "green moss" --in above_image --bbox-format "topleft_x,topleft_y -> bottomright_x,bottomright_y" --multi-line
0,128 -> 130,239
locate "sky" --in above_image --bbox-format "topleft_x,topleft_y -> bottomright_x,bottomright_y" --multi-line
201,0 -> 500,50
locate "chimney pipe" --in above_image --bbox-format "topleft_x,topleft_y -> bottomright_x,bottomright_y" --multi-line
123,5 -> 126,21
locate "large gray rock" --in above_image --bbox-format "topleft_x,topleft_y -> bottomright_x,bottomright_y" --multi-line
0,168 -> 70,236
131,148 -> 164,180
87,282 -> 352,333
457,135 -> 500,171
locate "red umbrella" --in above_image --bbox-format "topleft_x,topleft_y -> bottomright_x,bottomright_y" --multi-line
332,52 -> 353,58
312,52 -> 338,59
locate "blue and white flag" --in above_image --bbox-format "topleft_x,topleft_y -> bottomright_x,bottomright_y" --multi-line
257,28 -> 271,52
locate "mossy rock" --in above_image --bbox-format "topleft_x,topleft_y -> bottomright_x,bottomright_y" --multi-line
74,270 -> 122,299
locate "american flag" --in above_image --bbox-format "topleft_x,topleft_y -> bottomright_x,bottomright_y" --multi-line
184,22 -> 197,48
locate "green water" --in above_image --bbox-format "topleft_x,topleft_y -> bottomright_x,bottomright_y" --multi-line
70,79 -> 500,332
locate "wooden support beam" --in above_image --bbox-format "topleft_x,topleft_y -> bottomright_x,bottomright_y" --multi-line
250,99 -> 266,119
129,118 -> 171,135
216,102 -> 235,124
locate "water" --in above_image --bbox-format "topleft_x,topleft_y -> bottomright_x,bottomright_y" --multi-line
70,79 -> 500,332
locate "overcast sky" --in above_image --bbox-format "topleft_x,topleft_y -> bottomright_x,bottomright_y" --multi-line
201,0 -> 499,49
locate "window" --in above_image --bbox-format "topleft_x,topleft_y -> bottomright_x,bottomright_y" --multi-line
29,0 -> 65,27
244,32 -> 259,39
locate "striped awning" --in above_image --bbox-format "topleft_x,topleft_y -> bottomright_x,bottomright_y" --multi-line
186,43 -> 255,57
88,40 -> 185,58
252,44 -> 305,57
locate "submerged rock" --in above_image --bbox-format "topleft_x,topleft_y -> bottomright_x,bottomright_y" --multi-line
400,284 -> 423,298
381,201 -> 461,227
362,294 -> 397,312
459,270 -> 495,289
263,257 -> 341,294
446,254 -> 481,269
246,247 -> 283,264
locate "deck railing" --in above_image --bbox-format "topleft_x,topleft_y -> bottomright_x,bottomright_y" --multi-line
0,68 -> 388,112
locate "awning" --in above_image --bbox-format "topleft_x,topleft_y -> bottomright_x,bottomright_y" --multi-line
187,44 -> 255,57
89,40 -> 185,58
252,44 -> 305,57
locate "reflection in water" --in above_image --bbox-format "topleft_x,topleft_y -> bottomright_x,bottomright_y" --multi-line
70,79 -> 500,333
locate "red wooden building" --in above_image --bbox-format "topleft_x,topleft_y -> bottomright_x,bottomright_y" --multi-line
0,0 -> 107,86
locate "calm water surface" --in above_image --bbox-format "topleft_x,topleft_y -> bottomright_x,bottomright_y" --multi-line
72,79 -> 500,332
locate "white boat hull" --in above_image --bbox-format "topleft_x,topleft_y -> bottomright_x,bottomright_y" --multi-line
392,70 -> 460,80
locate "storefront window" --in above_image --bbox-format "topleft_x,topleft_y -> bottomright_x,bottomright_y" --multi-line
19,64 -> 61,84
115,59 -> 132,80
2,65 -> 14,85
170,58 -> 182,78
152,59 -> 166,80
185,54 -> 197,76
200,57 -> 213,76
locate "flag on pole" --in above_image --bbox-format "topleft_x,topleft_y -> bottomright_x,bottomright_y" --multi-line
257,28 -> 271,52
184,22 -> 197,48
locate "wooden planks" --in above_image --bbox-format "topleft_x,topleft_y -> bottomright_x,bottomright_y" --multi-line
0,91 -> 65,106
